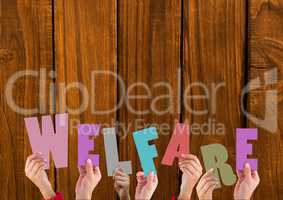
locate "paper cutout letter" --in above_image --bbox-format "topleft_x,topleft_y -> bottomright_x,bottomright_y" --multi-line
201,144 -> 236,188
78,124 -> 100,166
161,123 -> 190,166
103,128 -> 132,176
236,128 -> 258,170
133,127 -> 158,176
24,113 -> 68,169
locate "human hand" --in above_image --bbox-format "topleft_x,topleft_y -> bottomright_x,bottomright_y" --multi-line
135,171 -> 158,200
234,163 -> 260,200
196,169 -> 218,200
76,159 -> 102,200
178,154 -> 203,199
25,152 -> 55,199
113,168 -> 130,200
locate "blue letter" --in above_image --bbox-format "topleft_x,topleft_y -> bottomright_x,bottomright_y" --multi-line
133,127 -> 158,176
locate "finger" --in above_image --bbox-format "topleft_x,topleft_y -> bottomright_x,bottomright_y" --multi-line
252,170 -> 260,182
114,176 -> 129,182
181,165 -> 201,177
179,158 -> 201,169
199,176 -> 218,188
76,175 -> 84,187
25,153 -> 44,170
116,180 -> 129,187
146,171 -> 155,187
136,171 -> 144,177
115,168 -> 124,173
78,166 -> 86,175
198,180 -> 218,195
202,181 -> 218,195
181,154 -> 201,166
236,170 -> 242,179
114,168 -> 128,177
94,166 -> 101,178
181,166 -> 194,177
201,169 -> 214,179
136,171 -> 145,182
198,169 -> 215,185
243,163 -> 251,178
179,161 -> 202,174
153,174 -> 158,184
29,158 -> 47,172
34,162 -> 47,176
85,159 -> 94,177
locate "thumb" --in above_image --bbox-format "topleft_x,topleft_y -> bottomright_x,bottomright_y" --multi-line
94,166 -> 101,178
243,163 -> 251,178
146,171 -> 155,188
86,159 -> 94,176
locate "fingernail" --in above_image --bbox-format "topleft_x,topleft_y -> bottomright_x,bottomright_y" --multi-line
87,159 -> 92,164
245,163 -> 250,167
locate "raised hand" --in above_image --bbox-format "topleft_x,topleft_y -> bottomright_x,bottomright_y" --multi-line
113,168 -> 130,200
76,159 -> 102,200
25,152 -> 55,199
135,171 -> 158,200
234,163 -> 260,200
178,154 -> 203,199
196,169 -> 218,200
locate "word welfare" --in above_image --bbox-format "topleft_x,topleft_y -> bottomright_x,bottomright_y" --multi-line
24,113 -> 258,188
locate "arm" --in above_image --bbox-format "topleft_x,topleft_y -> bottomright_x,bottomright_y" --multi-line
178,154 -> 203,200
25,152 -> 56,199
113,168 -> 131,200
75,159 -> 102,200
135,171 -> 158,200
234,163 -> 260,200
42,192 -> 64,200
196,169 -> 218,200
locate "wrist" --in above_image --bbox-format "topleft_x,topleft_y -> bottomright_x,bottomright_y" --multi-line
119,191 -> 130,200
38,182 -> 56,199
178,192 -> 191,200
76,192 -> 92,200
179,184 -> 193,199
234,197 -> 250,200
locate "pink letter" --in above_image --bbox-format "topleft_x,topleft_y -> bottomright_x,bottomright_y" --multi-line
236,128 -> 258,170
78,124 -> 100,167
24,113 -> 68,169
161,124 -> 190,166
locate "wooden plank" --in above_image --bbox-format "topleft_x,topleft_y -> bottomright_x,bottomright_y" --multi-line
183,0 -> 246,199
54,0 -> 117,199
118,0 -> 181,198
0,0 -> 53,199
248,0 -> 283,199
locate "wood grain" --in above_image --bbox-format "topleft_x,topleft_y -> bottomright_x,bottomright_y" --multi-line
117,0 -> 181,199
248,0 -> 283,199
54,0 -> 117,199
1,0 -> 283,199
0,0 -> 54,199
183,0 -> 246,199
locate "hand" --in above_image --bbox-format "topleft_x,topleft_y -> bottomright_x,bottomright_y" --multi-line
196,169 -> 218,200
178,154 -> 203,199
76,159 -> 102,200
113,168 -> 130,200
25,152 -> 56,199
234,163 -> 260,200
135,171 -> 158,200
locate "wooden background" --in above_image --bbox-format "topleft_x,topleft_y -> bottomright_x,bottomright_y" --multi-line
0,0 -> 283,199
